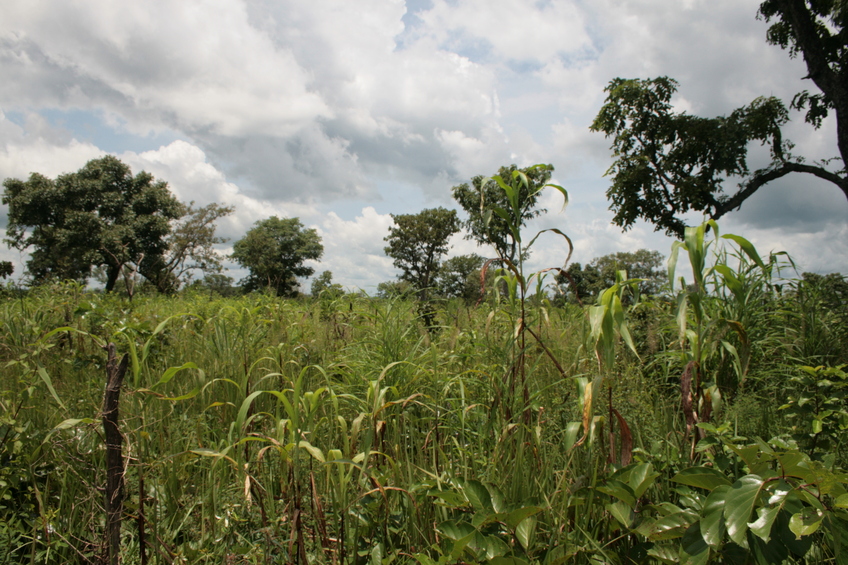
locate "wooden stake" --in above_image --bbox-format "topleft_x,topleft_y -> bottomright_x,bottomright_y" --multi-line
103,343 -> 128,565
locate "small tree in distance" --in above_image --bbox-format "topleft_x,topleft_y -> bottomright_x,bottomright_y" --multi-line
452,164 -> 554,264
383,207 -> 461,304
311,270 -> 344,298
557,249 -> 665,304
143,202 -> 235,293
436,254 -> 486,303
231,216 -> 323,296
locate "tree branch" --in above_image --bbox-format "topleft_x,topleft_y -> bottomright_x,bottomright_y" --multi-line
713,161 -> 848,220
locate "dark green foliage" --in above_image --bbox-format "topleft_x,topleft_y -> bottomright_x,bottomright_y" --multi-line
781,364 -> 848,460
0,261 -> 12,279
310,270 -> 344,298
788,272 -> 848,363
759,0 -> 848,131
2,156 -> 184,291
557,249 -> 665,304
231,216 -> 323,296
436,254 -> 486,303
375,279 -> 414,299
383,207 -> 460,302
187,273 -> 241,297
591,78 -> 792,236
452,164 -> 553,262
593,0 -> 848,236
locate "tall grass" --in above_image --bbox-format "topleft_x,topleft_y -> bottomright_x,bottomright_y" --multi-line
1,234 -> 847,564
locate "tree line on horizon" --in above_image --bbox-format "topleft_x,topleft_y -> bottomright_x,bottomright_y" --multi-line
0,155 -> 673,305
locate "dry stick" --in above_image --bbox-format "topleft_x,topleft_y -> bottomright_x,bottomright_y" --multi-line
138,475 -> 147,565
523,326 -> 569,380
103,343 -> 129,565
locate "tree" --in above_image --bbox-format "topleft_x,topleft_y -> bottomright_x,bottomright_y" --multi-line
231,216 -> 323,296
0,261 -> 12,279
187,273 -> 241,297
2,156 -> 183,290
557,249 -> 665,304
376,279 -> 414,299
310,270 -> 344,298
452,164 -> 554,262
436,254 -> 486,303
142,202 -> 234,293
383,207 -> 461,302
591,2 -> 847,237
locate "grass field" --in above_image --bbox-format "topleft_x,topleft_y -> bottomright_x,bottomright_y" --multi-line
2,228 -> 848,564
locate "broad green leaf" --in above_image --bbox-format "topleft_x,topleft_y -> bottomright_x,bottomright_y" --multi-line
650,511 -> 696,540
482,534 -> 510,559
673,467 -> 733,492
489,558 -> 530,565
428,489 -> 466,507
564,421 -> 581,451
236,390 -> 266,433
668,240 -> 685,290
788,508 -> 823,539
410,554 -> 437,565
684,225 -> 705,289
750,533 -> 789,565
437,519 -> 474,541
680,523 -> 710,565
701,485 -> 730,546
298,440 -> 325,463
463,480 -> 492,512
713,265 -> 742,296
545,183 -> 569,211
370,542 -> 383,565
611,462 -> 656,496
487,483 -> 507,514
515,515 -> 536,551
648,543 -> 679,564
835,493 -> 848,508
725,475 -> 765,548
748,505 -> 781,542
471,510 -> 496,529
607,501 -> 634,529
190,448 -> 236,466
504,506 -> 543,529
52,418 -> 95,431
597,480 -> 637,508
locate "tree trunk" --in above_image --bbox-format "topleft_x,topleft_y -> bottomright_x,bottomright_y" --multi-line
104,264 -> 121,293
102,344 -> 128,565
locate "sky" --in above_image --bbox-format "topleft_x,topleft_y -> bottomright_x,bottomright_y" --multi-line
1,0 -> 846,293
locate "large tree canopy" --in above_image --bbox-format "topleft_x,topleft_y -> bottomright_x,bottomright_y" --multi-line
2,156 -> 183,290
231,216 -> 323,296
591,1 -> 847,237
142,202 -> 234,293
383,207 -> 460,301
452,164 -> 554,263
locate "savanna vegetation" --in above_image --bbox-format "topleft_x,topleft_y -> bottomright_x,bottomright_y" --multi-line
2,2 -> 847,564
3,201 -> 848,564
